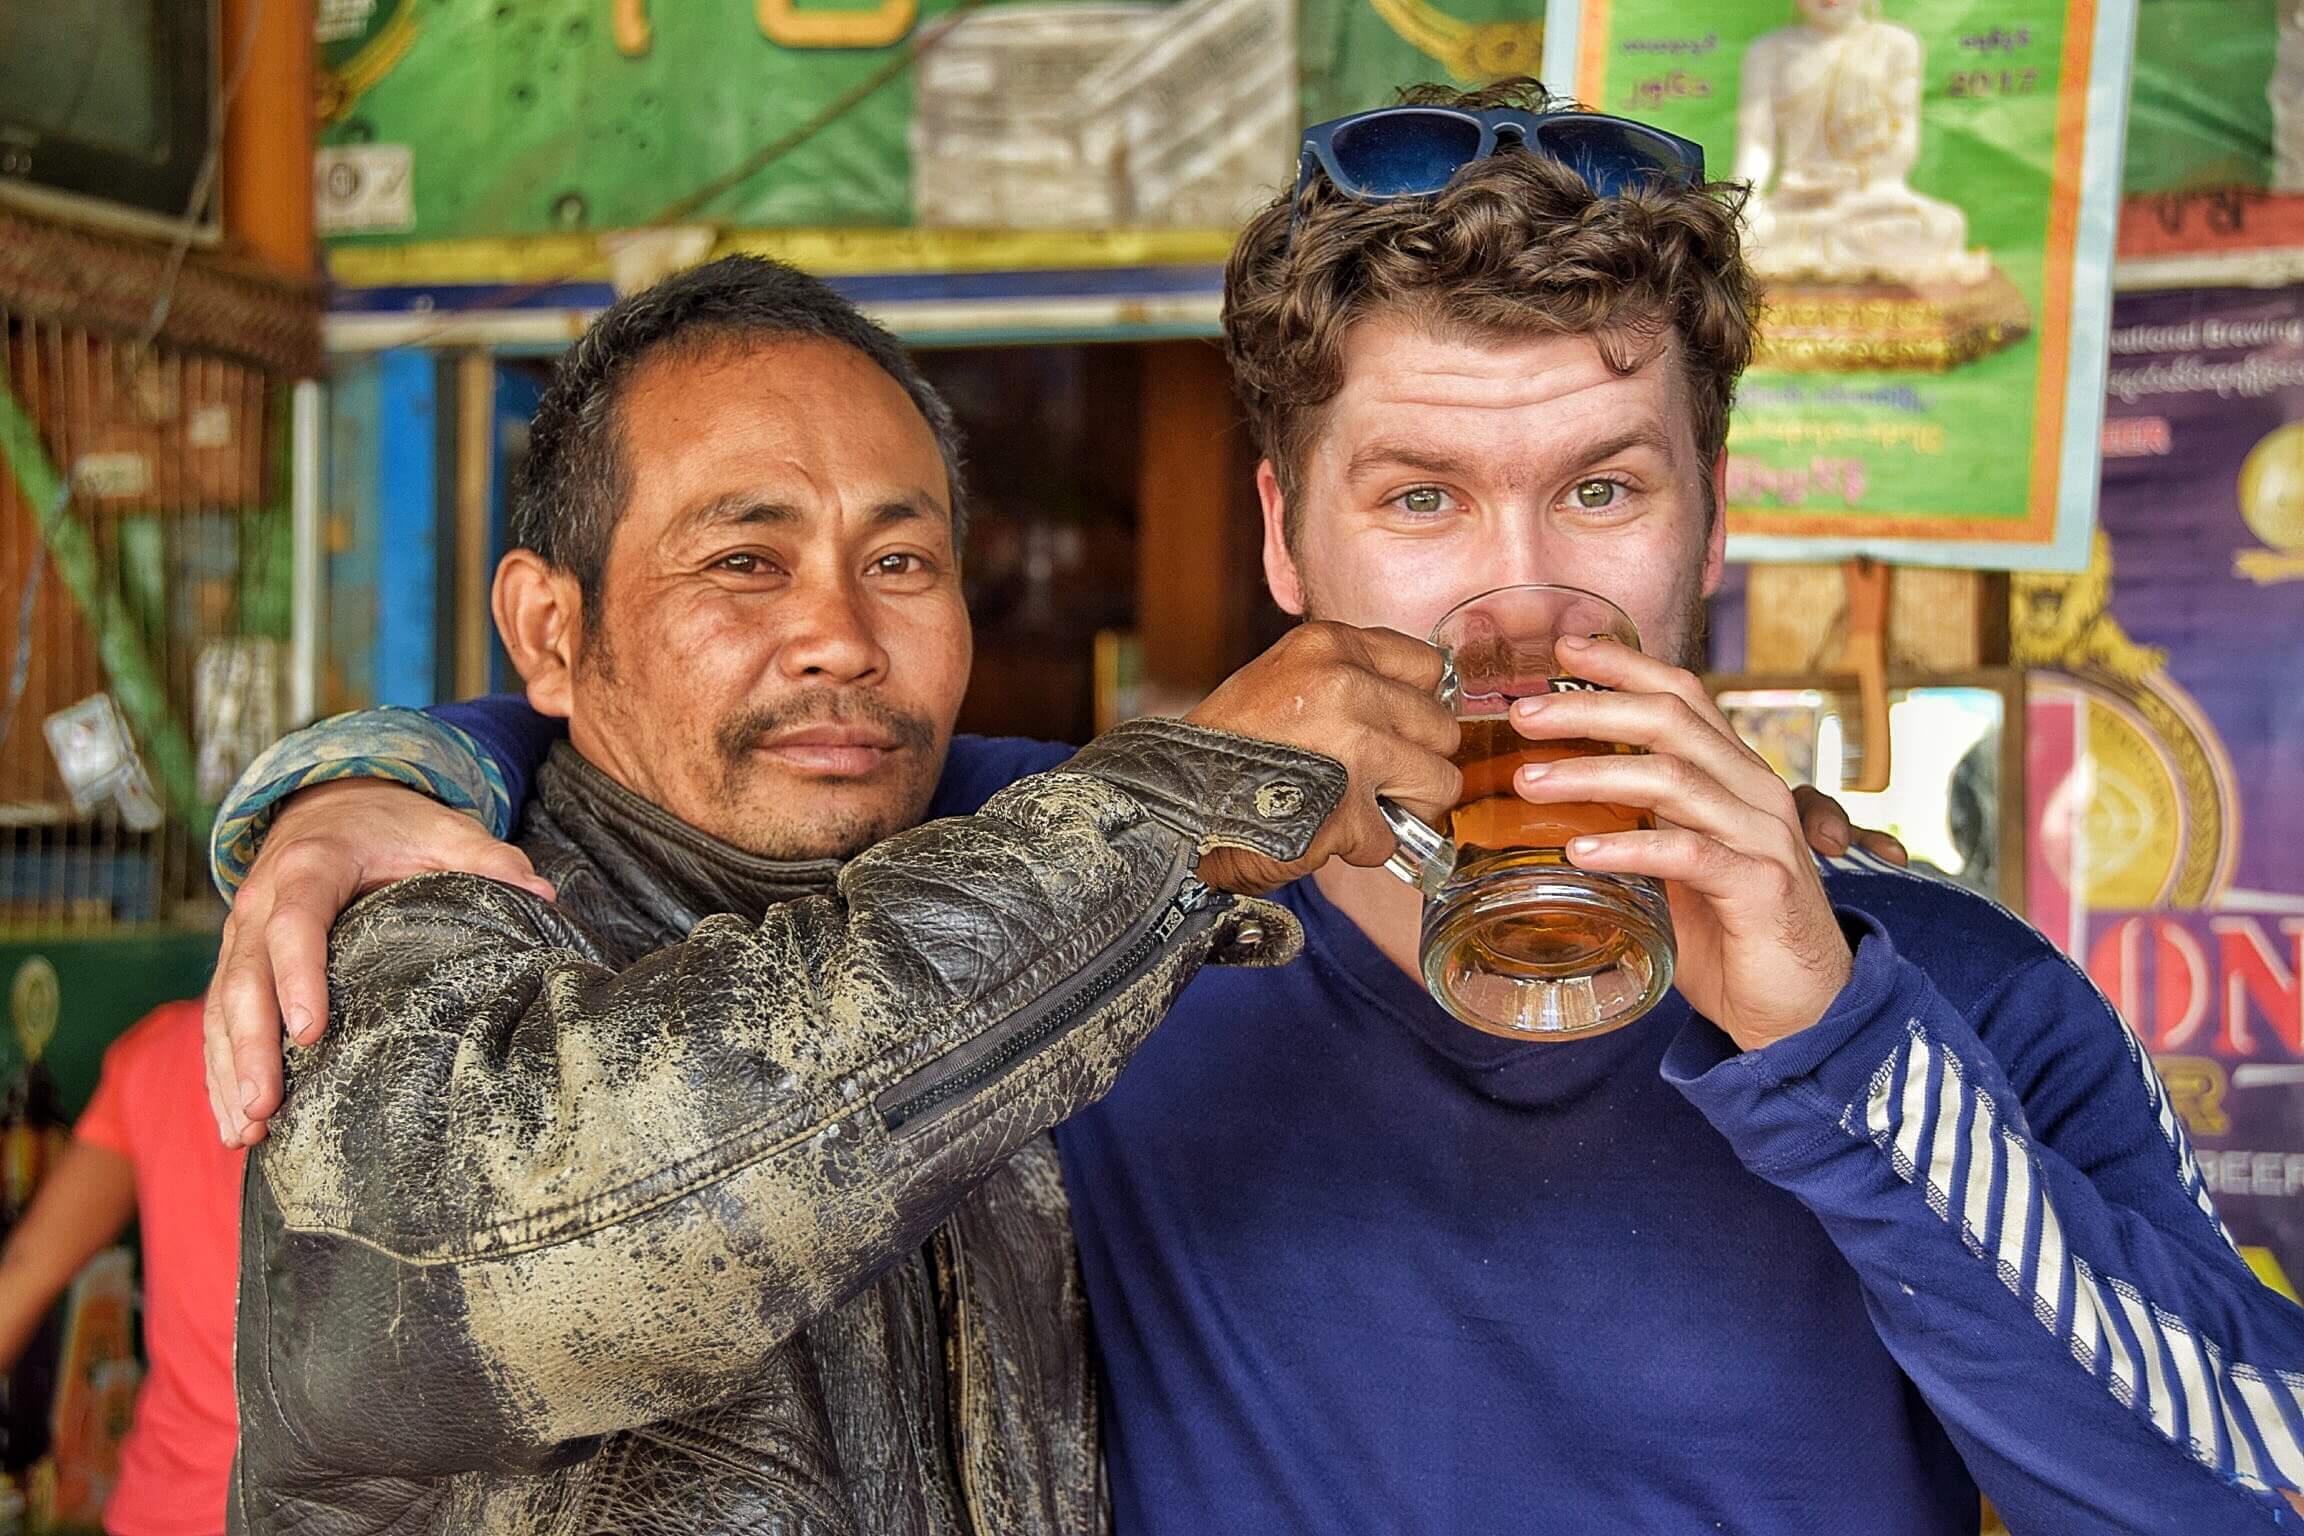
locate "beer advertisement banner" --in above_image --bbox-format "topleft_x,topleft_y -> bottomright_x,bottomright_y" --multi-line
1542,0 -> 2136,572
2020,284 -> 2304,1292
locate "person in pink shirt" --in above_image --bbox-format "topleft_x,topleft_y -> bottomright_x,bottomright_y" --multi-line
0,999 -> 241,1535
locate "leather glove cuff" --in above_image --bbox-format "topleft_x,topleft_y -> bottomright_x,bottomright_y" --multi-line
1063,717 -> 1347,866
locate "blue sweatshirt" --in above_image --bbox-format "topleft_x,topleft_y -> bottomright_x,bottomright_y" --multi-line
215,702 -> 2304,1532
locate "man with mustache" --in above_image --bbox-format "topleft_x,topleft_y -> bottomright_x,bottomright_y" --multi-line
216,253 -> 1465,1531
209,81 -> 2304,1533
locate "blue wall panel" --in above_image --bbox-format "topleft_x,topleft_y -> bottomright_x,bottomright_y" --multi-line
373,350 -> 439,708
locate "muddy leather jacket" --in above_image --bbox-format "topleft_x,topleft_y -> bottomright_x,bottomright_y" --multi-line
230,721 -> 1343,1534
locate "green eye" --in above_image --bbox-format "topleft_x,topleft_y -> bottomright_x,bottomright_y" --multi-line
1402,487 -> 1444,514
1575,479 -> 1620,509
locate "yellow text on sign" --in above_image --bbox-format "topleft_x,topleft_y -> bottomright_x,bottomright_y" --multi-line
613,0 -> 918,54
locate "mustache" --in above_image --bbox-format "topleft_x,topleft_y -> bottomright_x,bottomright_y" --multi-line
714,693 -> 937,764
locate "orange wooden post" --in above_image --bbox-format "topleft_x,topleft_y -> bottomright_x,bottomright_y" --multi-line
1838,558 -> 1894,792
222,0 -> 319,277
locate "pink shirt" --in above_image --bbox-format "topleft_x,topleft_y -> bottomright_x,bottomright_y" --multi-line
74,1000 -> 241,1536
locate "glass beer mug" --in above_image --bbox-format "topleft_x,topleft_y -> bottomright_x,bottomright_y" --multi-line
1380,584 -> 1676,1041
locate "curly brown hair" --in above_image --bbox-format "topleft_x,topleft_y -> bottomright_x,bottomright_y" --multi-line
1223,78 -> 1761,543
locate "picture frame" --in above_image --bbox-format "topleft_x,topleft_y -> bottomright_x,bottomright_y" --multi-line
1706,668 -> 2028,914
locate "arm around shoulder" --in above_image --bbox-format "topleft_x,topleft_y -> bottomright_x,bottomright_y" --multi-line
241,719 -> 1344,1474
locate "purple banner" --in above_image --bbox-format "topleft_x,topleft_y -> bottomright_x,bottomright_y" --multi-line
2027,285 -> 2304,1285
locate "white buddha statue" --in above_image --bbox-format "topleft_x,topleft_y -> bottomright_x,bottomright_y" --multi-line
1733,0 -> 1990,287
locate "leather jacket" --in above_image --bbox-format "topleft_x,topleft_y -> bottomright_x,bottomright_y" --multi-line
230,721 -> 1344,1534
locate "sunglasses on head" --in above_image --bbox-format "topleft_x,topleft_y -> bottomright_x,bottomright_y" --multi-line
1290,105 -> 1706,231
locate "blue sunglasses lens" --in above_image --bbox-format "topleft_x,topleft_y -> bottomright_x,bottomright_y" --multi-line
1327,111 -> 1485,198
1530,118 -> 1701,195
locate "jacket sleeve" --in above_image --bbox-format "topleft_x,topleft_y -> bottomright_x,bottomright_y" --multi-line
208,706 -> 517,900
429,694 -> 565,821
240,718 -> 1341,1480
1664,907 -> 2304,1532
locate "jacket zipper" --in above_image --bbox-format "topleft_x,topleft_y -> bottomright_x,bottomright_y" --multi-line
928,1226 -> 983,1536
879,873 -> 1220,1133
917,1240 -> 976,1535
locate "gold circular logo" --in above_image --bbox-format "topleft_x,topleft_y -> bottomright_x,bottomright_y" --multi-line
2077,703 -> 2185,908
2237,421 -> 2304,552
9,957 -> 59,1066
1460,21 -> 1545,79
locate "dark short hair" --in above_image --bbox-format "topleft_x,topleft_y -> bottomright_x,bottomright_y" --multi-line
1224,78 -> 1759,543
513,254 -> 968,610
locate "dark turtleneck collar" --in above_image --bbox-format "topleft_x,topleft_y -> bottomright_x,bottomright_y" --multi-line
527,741 -> 846,940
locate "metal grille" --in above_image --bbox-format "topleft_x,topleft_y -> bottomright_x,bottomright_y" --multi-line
0,307 -> 284,934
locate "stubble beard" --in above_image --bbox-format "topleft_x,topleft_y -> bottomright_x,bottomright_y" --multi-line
713,693 -> 945,863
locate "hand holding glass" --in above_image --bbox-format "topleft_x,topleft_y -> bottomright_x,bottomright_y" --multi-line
1380,584 -> 1676,1040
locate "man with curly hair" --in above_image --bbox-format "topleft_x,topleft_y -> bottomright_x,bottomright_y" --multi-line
206,80 -> 2300,1534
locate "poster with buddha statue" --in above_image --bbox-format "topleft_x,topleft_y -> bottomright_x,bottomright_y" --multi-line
1544,0 -> 2136,571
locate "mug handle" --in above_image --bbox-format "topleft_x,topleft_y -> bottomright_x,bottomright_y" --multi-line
1379,800 -> 1453,894
1380,643 -> 1460,894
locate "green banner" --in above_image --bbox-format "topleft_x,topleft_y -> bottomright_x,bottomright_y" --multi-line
319,0 -> 939,237
2124,0 -> 2276,196
0,939 -> 215,1116
311,0 -> 1568,280
1300,0 -> 1544,123
314,0 -> 1338,254
2114,0 -> 2304,263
